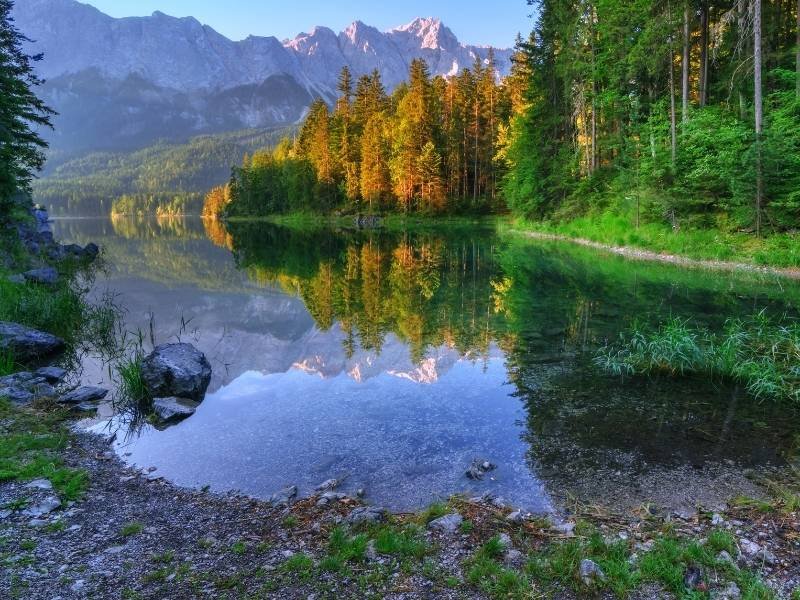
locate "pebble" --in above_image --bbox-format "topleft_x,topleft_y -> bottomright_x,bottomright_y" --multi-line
505,510 -> 524,523
579,558 -> 606,585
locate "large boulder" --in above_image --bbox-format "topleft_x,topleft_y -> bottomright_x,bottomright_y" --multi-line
58,386 -> 109,405
140,343 -> 211,402
0,322 -> 65,362
152,397 -> 198,423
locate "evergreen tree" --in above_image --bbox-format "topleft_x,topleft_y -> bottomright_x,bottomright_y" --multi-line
0,0 -> 55,217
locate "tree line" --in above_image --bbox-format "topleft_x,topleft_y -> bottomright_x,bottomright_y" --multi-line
218,56 -> 518,217
504,0 -> 800,234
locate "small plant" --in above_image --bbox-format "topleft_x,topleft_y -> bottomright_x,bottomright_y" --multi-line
459,520 -> 475,534
373,524 -> 428,558
282,515 -> 298,528
230,541 -> 247,555
152,551 -> 174,564
281,553 -> 314,580
419,502 -> 449,524
120,522 -> 144,537
327,526 -> 368,564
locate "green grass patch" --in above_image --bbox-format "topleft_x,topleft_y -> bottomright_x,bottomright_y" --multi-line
281,552 -> 314,581
120,522 -> 144,537
373,524 -> 429,559
0,399 -> 89,501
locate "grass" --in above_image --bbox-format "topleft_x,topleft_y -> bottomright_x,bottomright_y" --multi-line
0,398 -> 89,501
372,524 -> 429,559
281,553 -> 314,581
120,522 -> 144,537
595,313 -> 800,404
514,208 -> 800,269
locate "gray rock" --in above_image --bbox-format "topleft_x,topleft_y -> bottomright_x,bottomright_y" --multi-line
504,549 -> 524,567
35,366 -> 68,383
268,485 -> 297,507
428,513 -> 463,533
755,548 -> 777,565
579,558 -> 606,585
498,533 -> 512,548
315,478 -> 340,492
25,478 -> 53,490
506,510 -> 524,523
739,539 -> 760,556
716,550 -> 734,564
58,386 -> 109,404
713,582 -> 741,600
554,521 -> 576,537
0,386 -> 34,404
152,397 -> 198,423
6,274 -> 25,284
345,506 -> 385,525
23,266 -> 58,285
23,496 -> 61,517
0,371 -> 35,387
0,509 -> 12,519
316,491 -> 348,507
83,243 -> 100,258
365,539 -> 379,561
0,322 -> 65,361
31,382 -> 57,399
141,343 -> 211,401
711,513 -> 724,526
683,565 -> 704,590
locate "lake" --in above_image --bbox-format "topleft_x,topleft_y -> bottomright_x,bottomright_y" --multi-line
53,216 -> 800,514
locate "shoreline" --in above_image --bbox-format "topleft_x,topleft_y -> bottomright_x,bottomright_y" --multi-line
514,229 -> 800,281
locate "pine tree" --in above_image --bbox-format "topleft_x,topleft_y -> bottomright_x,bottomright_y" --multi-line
0,0 -> 55,217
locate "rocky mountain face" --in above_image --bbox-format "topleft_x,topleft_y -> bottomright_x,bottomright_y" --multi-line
14,0 -> 511,157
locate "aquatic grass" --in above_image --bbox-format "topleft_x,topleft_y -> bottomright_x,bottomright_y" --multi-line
595,313 -> 800,404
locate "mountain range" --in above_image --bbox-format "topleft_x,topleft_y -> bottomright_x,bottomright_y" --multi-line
14,0 -> 512,160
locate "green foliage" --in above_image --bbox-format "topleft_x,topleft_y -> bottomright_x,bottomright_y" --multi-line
596,313 -> 800,403
120,522 -> 144,537
0,398 -> 89,501
0,0 -> 55,217
281,553 -> 314,580
373,524 -> 428,559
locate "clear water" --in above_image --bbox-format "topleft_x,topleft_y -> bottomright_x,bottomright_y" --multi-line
54,217 -> 800,512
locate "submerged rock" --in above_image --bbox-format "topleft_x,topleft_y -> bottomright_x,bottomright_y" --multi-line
152,397 -> 198,423
428,513 -> 463,533
141,343 -> 211,402
315,478 -> 341,492
466,458 -> 497,480
0,322 -> 65,362
58,386 -> 109,405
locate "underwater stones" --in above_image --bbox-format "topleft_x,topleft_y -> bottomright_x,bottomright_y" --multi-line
465,458 -> 497,480
428,513 -> 463,533
0,322 -> 65,362
152,397 -> 198,424
140,343 -> 211,402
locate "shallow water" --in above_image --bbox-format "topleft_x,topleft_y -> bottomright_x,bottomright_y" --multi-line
54,216 -> 800,512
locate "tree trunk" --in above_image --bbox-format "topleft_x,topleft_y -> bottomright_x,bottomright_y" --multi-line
796,0 -> 799,98
699,2 -> 709,106
682,4 -> 691,124
590,4 -> 599,172
754,0 -> 763,237
669,0 -> 677,165
738,0 -> 748,119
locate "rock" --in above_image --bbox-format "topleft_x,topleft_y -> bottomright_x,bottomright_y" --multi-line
554,521 -> 576,536
31,382 -> 57,399
35,366 -> 68,383
355,488 -> 366,498
498,533 -> 512,548
0,386 -> 34,404
506,510 -> 524,523
713,582 -> 741,599
504,549 -> 524,567
580,559 -> 606,585
141,343 -> 211,402
25,478 -> 53,490
58,386 -> 109,405
152,397 -> 198,423
683,565 -> 704,590
711,513 -> 724,526
716,551 -> 734,564
23,496 -> 61,517
6,274 -> 25,284
365,539 -> 379,561
0,371 -> 35,387
345,506 -> 385,525
739,539 -> 760,556
428,513 -> 463,533
83,243 -> 100,258
23,267 -> 59,285
0,322 -> 65,362
268,485 -> 297,507
315,478 -> 340,492
755,548 -> 777,565
465,458 -> 497,480
0,509 -> 12,519
316,491 -> 348,507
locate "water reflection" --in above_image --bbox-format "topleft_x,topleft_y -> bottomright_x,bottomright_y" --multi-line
54,216 -> 800,512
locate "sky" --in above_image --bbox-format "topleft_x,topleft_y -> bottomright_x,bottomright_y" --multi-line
81,1 -> 534,48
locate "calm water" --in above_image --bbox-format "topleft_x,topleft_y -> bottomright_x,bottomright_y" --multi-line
53,216 -> 800,512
